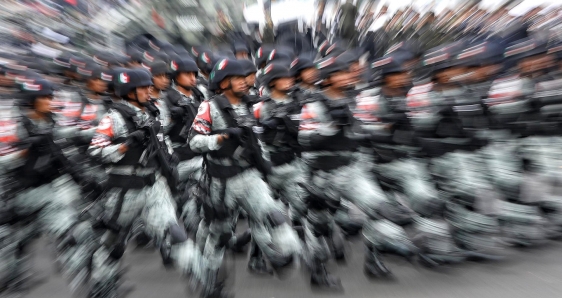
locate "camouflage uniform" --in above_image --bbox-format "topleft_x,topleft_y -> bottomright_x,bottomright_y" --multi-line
189,95 -> 301,289
87,100 -> 208,295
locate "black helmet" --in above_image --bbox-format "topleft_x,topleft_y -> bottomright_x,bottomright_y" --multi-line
261,63 -> 293,88
317,56 -> 350,80
145,60 -> 170,76
233,42 -> 249,55
422,40 -> 467,73
504,37 -> 548,61
255,45 -> 274,68
456,40 -> 505,67
290,56 -> 315,76
266,49 -> 293,66
114,68 -> 153,98
77,62 -> 113,82
170,57 -> 198,79
209,58 -> 246,92
197,50 -> 217,74
19,78 -> 56,106
372,51 -> 415,75
239,59 -> 257,76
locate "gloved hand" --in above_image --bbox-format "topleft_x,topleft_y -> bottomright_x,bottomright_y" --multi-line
125,130 -> 146,147
225,127 -> 244,140
261,117 -> 283,129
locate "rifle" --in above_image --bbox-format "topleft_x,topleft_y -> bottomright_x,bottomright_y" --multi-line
143,119 -> 180,195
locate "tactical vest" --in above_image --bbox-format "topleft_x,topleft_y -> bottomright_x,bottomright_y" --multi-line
160,88 -> 200,161
19,113 -> 62,187
205,95 -> 260,178
312,97 -> 358,152
110,103 -> 158,168
258,96 -> 302,166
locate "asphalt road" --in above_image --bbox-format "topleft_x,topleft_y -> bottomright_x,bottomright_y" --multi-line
25,231 -> 562,298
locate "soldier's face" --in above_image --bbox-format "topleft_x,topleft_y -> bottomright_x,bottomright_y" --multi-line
236,52 -> 249,59
226,76 -> 248,96
153,73 -> 170,90
273,77 -> 294,92
177,72 -> 197,87
245,73 -> 256,88
88,78 -> 107,94
329,70 -> 354,90
34,96 -> 53,113
132,86 -> 151,103
385,72 -> 411,89
300,68 -> 318,84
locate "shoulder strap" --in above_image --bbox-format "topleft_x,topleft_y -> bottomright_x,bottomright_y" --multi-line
110,103 -> 139,133
212,95 -> 238,128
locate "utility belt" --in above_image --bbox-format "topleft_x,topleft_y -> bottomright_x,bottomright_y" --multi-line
106,173 -> 156,189
308,155 -> 353,171
270,151 -> 296,167
204,158 -> 251,179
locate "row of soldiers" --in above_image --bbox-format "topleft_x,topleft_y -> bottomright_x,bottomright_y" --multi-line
3,22 -> 562,298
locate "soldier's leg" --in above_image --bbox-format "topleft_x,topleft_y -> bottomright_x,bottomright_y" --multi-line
229,169 -> 301,269
328,163 -> 416,277
268,160 -> 307,224
177,157 -> 203,185
141,176 -> 208,284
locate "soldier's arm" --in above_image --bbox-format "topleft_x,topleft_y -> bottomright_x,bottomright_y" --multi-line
188,101 -> 222,153
87,111 -> 126,163
298,102 -> 338,149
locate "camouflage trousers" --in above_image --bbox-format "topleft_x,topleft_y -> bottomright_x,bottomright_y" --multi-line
304,161 -> 391,259
267,159 -> 308,222
195,168 -> 301,274
90,174 -> 208,294
0,177 -> 85,292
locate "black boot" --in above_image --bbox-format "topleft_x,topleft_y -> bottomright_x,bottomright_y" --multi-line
310,260 -> 342,290
247,242 -> 272,275
364,246 -> 393,278
229,229 -> 252,253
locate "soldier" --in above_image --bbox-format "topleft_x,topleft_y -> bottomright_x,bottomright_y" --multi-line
290,56 -> 319,97
251,63 -> 307,273
1,78 -> 98,296
164,57 -> 205,189
298,55 -> 413,279
189,58 -> 301,297
86,68 -> 209,297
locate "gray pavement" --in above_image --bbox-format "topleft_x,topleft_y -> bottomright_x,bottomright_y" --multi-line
25,233 -> 562,298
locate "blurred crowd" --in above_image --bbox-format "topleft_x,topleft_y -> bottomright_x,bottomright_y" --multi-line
3,0 -> 562,298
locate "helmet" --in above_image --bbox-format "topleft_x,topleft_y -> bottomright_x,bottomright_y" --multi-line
197,50 -> 218,74
238,59 -> 257,76
317,56 -> 350,80
170,57 -> 198,80
77,62 -> 113,82
144,60 -> 169,76
372,51 -> 415,75
255,45 -> 274,68
290,56 -> 315,76
261,63 -> 293,88
92,51 -> 114,68
19,78 -> 56,106
209,58 -> 246,92
504,37 -> 548,61
319,41 -> 345,58
191,45 -> 208,59
114,68 -> 153,98
456,40 -> 505,67
266,49 -> 293,66
233,42 -> 249,55
423,40 -> 468,73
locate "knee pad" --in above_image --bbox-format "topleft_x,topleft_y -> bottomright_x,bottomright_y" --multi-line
266,210 -> 287,228
168,223 -> 188,245
160,223 -> 188,267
